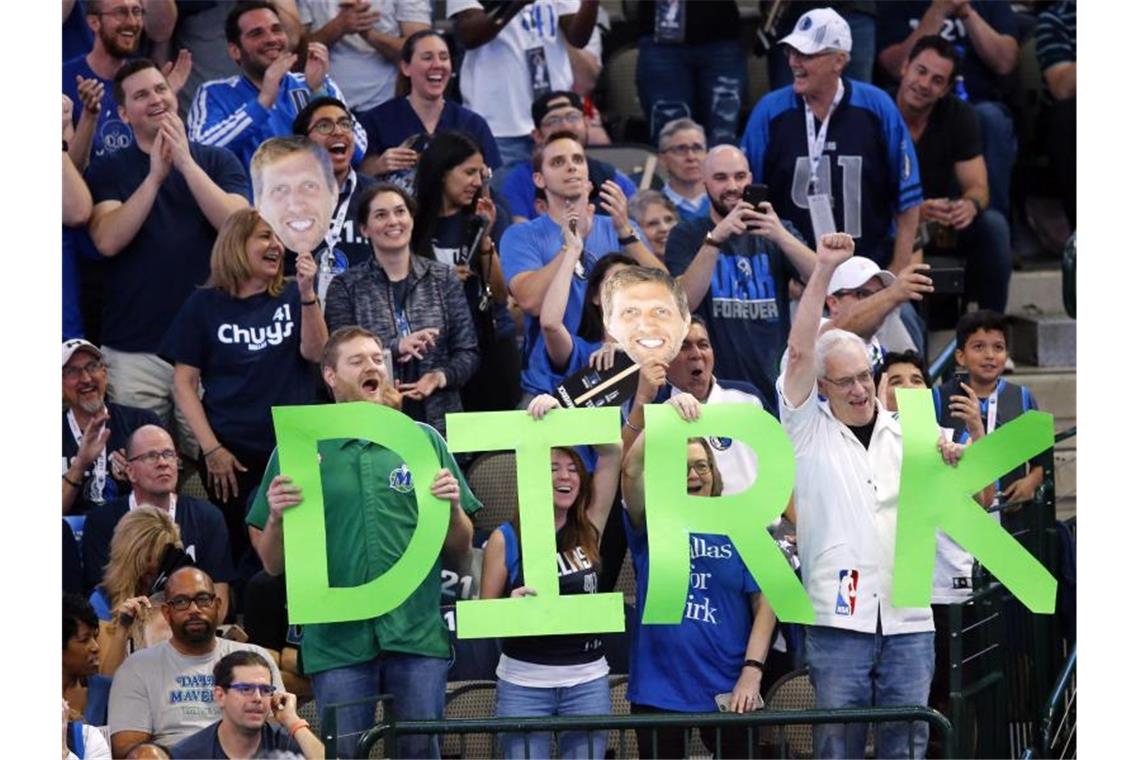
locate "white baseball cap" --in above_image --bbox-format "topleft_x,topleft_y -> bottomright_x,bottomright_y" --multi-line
62,338 -> 102,367
780,8 -> 853,55
827,257 -> 896,295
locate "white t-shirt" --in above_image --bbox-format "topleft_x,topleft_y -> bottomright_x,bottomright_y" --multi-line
448,0 -> 580,137
299,0 -> 432,111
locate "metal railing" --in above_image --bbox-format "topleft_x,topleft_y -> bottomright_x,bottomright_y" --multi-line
351,705 -> 953,759
1032,647 -> 1076,759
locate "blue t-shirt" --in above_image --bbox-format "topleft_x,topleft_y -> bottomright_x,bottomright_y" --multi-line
740,78 -> 923,266
62,2 -> 93,63
81,495 -> 237,593
877,1 -> 1018,104
521,333 -> 600,397
63,228 -> 83,340
500,214 -> 625,363
500,157 -> 638,221
624,512 -> 761,712
85,142 -> 251,352
159,282 -> 317,456
171,720 -> 301,759
358,96 -> 503,170
62,55 -> 135,161
664,216 -> 800,410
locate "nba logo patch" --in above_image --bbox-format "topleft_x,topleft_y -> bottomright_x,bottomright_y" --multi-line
835,569 -> 859,615
708,436 -> 733,451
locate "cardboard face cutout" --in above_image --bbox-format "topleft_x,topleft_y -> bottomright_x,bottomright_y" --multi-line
254,149 -> 337,255
604,275 -> 690,368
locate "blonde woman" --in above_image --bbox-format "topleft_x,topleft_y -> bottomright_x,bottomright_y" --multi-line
160,208 -> 326,569
92,506 -> 183,676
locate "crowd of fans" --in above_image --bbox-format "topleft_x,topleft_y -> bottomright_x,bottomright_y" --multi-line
61,1 -> 1074,758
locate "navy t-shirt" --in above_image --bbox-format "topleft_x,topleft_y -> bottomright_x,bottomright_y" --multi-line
159,282 -> 318,456
877,1 -> 1018,104
62,56 -> 135,161
664,217 -> 799,410
62,402 -> 161,515
81,495 -> 236,593
63,228 -> 84,340
430,213 -> 515,339
171,720 -> 301,759
62,2 -> 93,63
358,96 -> 503,170
85,142 -> 251,352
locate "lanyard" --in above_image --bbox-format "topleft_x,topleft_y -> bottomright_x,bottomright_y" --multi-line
803,79 -> 845,194
67,408 -> 107,503
129,491 -> 178,524
317,171 -> 357,303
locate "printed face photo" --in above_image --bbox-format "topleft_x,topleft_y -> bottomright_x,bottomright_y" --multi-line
605,279 -> 690,367
255,151 -> 336,254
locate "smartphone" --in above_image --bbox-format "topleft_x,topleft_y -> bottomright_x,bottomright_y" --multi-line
714,692 -> 764,712
568,217 -> 578,235
742,183 -> 769,208
952,370 -> 970,390
399,132 -> 430,153
927,266 -> 965,295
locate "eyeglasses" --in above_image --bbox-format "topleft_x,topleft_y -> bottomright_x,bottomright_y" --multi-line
127,448 -> 178,464
63,360 -> 105,380
832,287 -> 878,300
225,682 -> 277,697
663,143 -> 707,156
96,6 -> 146,21
541,112 -> 584,129
164,592 -> 217,611
821,370 -> 874,390
309,116 -> 354,135
687,461 -> 712,475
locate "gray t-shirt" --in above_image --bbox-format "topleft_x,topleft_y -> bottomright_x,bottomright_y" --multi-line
108,639 -> 284,747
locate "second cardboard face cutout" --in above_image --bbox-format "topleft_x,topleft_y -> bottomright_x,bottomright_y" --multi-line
255,148 -> 337,255
603,273 -> 691,367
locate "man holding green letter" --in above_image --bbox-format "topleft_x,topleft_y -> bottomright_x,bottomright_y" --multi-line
247,326 -> 481,759
777,232 -> 967,759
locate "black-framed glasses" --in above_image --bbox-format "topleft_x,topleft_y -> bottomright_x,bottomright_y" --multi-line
663,143 -> 707,156
309,116 -> 354,136
63,360 -> 105,380
224,682 -> 277,697
821,370 -> 874,390
127,448 -> 178,464
164,592 -> 217,611
95,6 -> 146,21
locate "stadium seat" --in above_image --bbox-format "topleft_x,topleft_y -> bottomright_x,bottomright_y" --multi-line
607,675 -> 638,759
762,667 -> 815,758
586,143 -> 662,184
601,44 -> 644,141
443,680 -> 498,758
466,452 -> 519,532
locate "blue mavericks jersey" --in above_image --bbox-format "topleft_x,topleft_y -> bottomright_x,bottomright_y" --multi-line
740,78 -> 923,264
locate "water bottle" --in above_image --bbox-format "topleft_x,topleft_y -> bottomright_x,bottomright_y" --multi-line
953,45 -> 970,101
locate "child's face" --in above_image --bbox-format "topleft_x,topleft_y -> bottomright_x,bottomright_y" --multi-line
955,328 -> 1008,386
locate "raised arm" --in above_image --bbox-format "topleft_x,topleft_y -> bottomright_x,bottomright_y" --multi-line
160,113 -> 249,229
557,0 -> 600,49
452,3 -> 529,49
676,202 -> 753,309
827,261 -> 933,340
784,233 -> 854,407
539,217 -> 583,367
878,1 -> 958,80
88,134 -> 169,257
586,442 -> 622,536
63,149 -> 92,227
294,252 -> 328,362
620,429 -> 647,531
960,4 -> 1019,76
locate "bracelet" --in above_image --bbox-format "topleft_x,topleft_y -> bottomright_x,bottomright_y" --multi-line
703,232 -> 723,248
62,473 -> 83,488
618,232 -> 638,246
968,197 -> 984,215
623,419 -> 642,433
288,720 -> 311,739
743,659 -> 765,672
203,444 -> 225,460
300,297 -> 319,306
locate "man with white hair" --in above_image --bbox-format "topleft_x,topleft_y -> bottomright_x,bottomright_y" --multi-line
778,231 -> 962,759
665,143 -> 816,409
740,7 -> 923,276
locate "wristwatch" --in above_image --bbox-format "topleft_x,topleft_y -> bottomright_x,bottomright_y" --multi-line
703,231 -> 723,248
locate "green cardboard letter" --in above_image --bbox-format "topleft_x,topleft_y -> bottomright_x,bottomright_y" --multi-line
641,403 -> 815,624
448,408 -> 626,639
272,403 -> 448,624
894,388 -> 1057,612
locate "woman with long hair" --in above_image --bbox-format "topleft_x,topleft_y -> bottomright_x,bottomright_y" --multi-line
324,183 -> 479,438
358,29 -> 500,189
480,394 -> 622,759
412,130 -> 520,411
622,421 -> 777,758
161,209 -> 326,571
91,506 -> 184,676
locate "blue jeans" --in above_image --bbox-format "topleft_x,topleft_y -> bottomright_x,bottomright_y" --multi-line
496,136 -> 537,171
805,624 -> 935,759
636,37 -> 747,145
495,676 -> 611,759
973,101 -> 1017,221
769,10 -> 876,88
310,653 -> 450,759
946,208 -> 1013,312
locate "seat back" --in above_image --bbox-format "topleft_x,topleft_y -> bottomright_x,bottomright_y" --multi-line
443,679 -> 498,758
466,452 -> 519,532
763,667 -> 815,757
